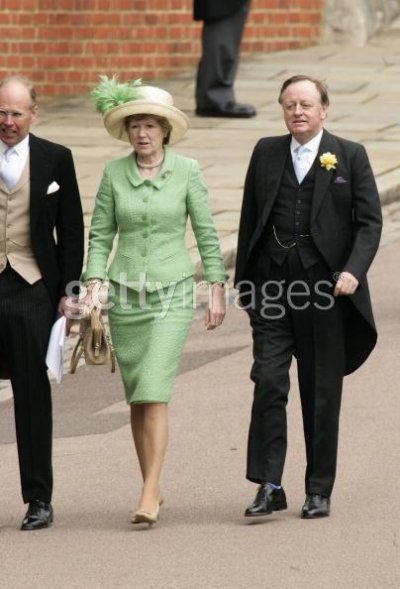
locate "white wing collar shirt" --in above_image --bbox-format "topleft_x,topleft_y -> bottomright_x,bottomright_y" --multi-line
0,135 -> 29,191
291,129 -> 323,184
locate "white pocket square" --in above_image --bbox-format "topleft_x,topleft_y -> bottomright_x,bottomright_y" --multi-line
47,181 -> 60,195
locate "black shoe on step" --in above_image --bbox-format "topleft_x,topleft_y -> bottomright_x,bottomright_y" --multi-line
196,102 -> 257,118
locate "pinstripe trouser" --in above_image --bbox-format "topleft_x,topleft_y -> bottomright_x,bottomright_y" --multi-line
0,264 -> 54,503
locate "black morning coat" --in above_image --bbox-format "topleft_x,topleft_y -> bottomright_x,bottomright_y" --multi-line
193,0 -> 248,21
28,133 -> 84,308
234,129 -> 383,375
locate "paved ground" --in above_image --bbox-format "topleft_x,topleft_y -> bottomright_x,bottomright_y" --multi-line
1,19 -> 400,589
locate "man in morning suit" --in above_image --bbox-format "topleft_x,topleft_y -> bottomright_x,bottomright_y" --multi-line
0,75 -> 84,530
194,0 -> 256,118
234,75 -> 382,518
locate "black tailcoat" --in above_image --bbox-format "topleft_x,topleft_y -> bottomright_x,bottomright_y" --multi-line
29,133 -> 84,306
235,129 -> 382,375
194,0 -> 247,21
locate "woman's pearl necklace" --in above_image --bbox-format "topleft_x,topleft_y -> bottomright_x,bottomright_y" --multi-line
136,155 -> 164,169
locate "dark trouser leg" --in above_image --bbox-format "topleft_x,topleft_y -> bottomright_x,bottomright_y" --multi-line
0,267 -> 54,503
246,249 -> 347,495
246,266 -> 294,485
196,2 -> 250,110
291,257 -> 347,497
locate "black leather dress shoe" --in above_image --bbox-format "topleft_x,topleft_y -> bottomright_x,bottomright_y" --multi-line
196,102 -> 257,118
245,483 -> 287,517
301,494 -> 330,519
21,500 -> 53,531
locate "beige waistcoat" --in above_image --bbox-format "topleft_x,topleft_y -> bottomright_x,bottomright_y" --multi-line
0,159 -> 42,283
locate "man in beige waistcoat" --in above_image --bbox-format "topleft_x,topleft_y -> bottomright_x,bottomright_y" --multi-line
0,75 -> 84,530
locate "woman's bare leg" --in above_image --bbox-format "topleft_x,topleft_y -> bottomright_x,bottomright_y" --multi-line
130,402 -> 168,513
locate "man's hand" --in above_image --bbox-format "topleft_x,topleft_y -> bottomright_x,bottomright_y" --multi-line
57,296 -> 82,335
334,271 -> 359,296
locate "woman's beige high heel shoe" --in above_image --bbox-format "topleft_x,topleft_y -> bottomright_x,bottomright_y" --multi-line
131,503 -> 160,526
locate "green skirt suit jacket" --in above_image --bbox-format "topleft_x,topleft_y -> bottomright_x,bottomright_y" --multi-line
84,147 -> 226,403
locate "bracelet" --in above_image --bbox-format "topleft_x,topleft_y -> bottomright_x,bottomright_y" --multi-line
211,282 -> 225,288
85,278 -> 102,287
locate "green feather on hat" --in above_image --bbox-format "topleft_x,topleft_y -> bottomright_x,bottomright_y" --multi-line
91,75 -> 143,114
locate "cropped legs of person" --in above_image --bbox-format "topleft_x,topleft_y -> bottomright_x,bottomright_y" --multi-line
0,265 -> 54,527
246,249 -> 347,516
196,2 -> 253,115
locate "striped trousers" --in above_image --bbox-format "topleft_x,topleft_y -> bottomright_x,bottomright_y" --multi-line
0,264 -> 54,503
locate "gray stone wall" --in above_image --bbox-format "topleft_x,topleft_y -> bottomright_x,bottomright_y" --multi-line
322,0 -> 400,45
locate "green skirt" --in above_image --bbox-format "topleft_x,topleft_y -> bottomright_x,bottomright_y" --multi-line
108,278 -> 194,404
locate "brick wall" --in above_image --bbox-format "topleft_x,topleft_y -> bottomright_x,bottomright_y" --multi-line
0,0 -> 324,97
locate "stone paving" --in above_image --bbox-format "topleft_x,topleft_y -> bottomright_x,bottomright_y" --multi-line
381,199 -> 400,246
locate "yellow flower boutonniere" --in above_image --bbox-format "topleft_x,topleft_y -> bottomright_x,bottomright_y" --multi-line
319,152 -> 338,171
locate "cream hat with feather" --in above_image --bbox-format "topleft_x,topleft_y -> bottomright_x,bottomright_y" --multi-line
92,76 -> 189,144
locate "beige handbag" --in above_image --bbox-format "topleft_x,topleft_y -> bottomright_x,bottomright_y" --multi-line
70,309 -> 116,373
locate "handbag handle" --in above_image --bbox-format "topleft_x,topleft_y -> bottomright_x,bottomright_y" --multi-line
90,309 -> 104,358
70,335 -> 84,374
89,309 -> 116,372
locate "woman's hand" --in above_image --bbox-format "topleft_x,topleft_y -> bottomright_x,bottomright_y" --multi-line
205,283 -> 226,330
80,280 -> 103,318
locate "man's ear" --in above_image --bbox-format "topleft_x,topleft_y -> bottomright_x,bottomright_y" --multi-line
30,103 -> 39,123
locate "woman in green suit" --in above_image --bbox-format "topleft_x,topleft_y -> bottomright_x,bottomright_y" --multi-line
82,77 -> 227,526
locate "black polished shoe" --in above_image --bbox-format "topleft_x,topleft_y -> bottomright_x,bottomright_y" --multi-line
21,500 -> 53,531
301,494 -> 330,519
196,102 -> 257,118
244,483 -> 287,517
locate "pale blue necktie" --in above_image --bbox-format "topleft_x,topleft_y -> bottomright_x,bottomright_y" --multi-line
293,145 -> 310,184
0,147 -> 19,190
